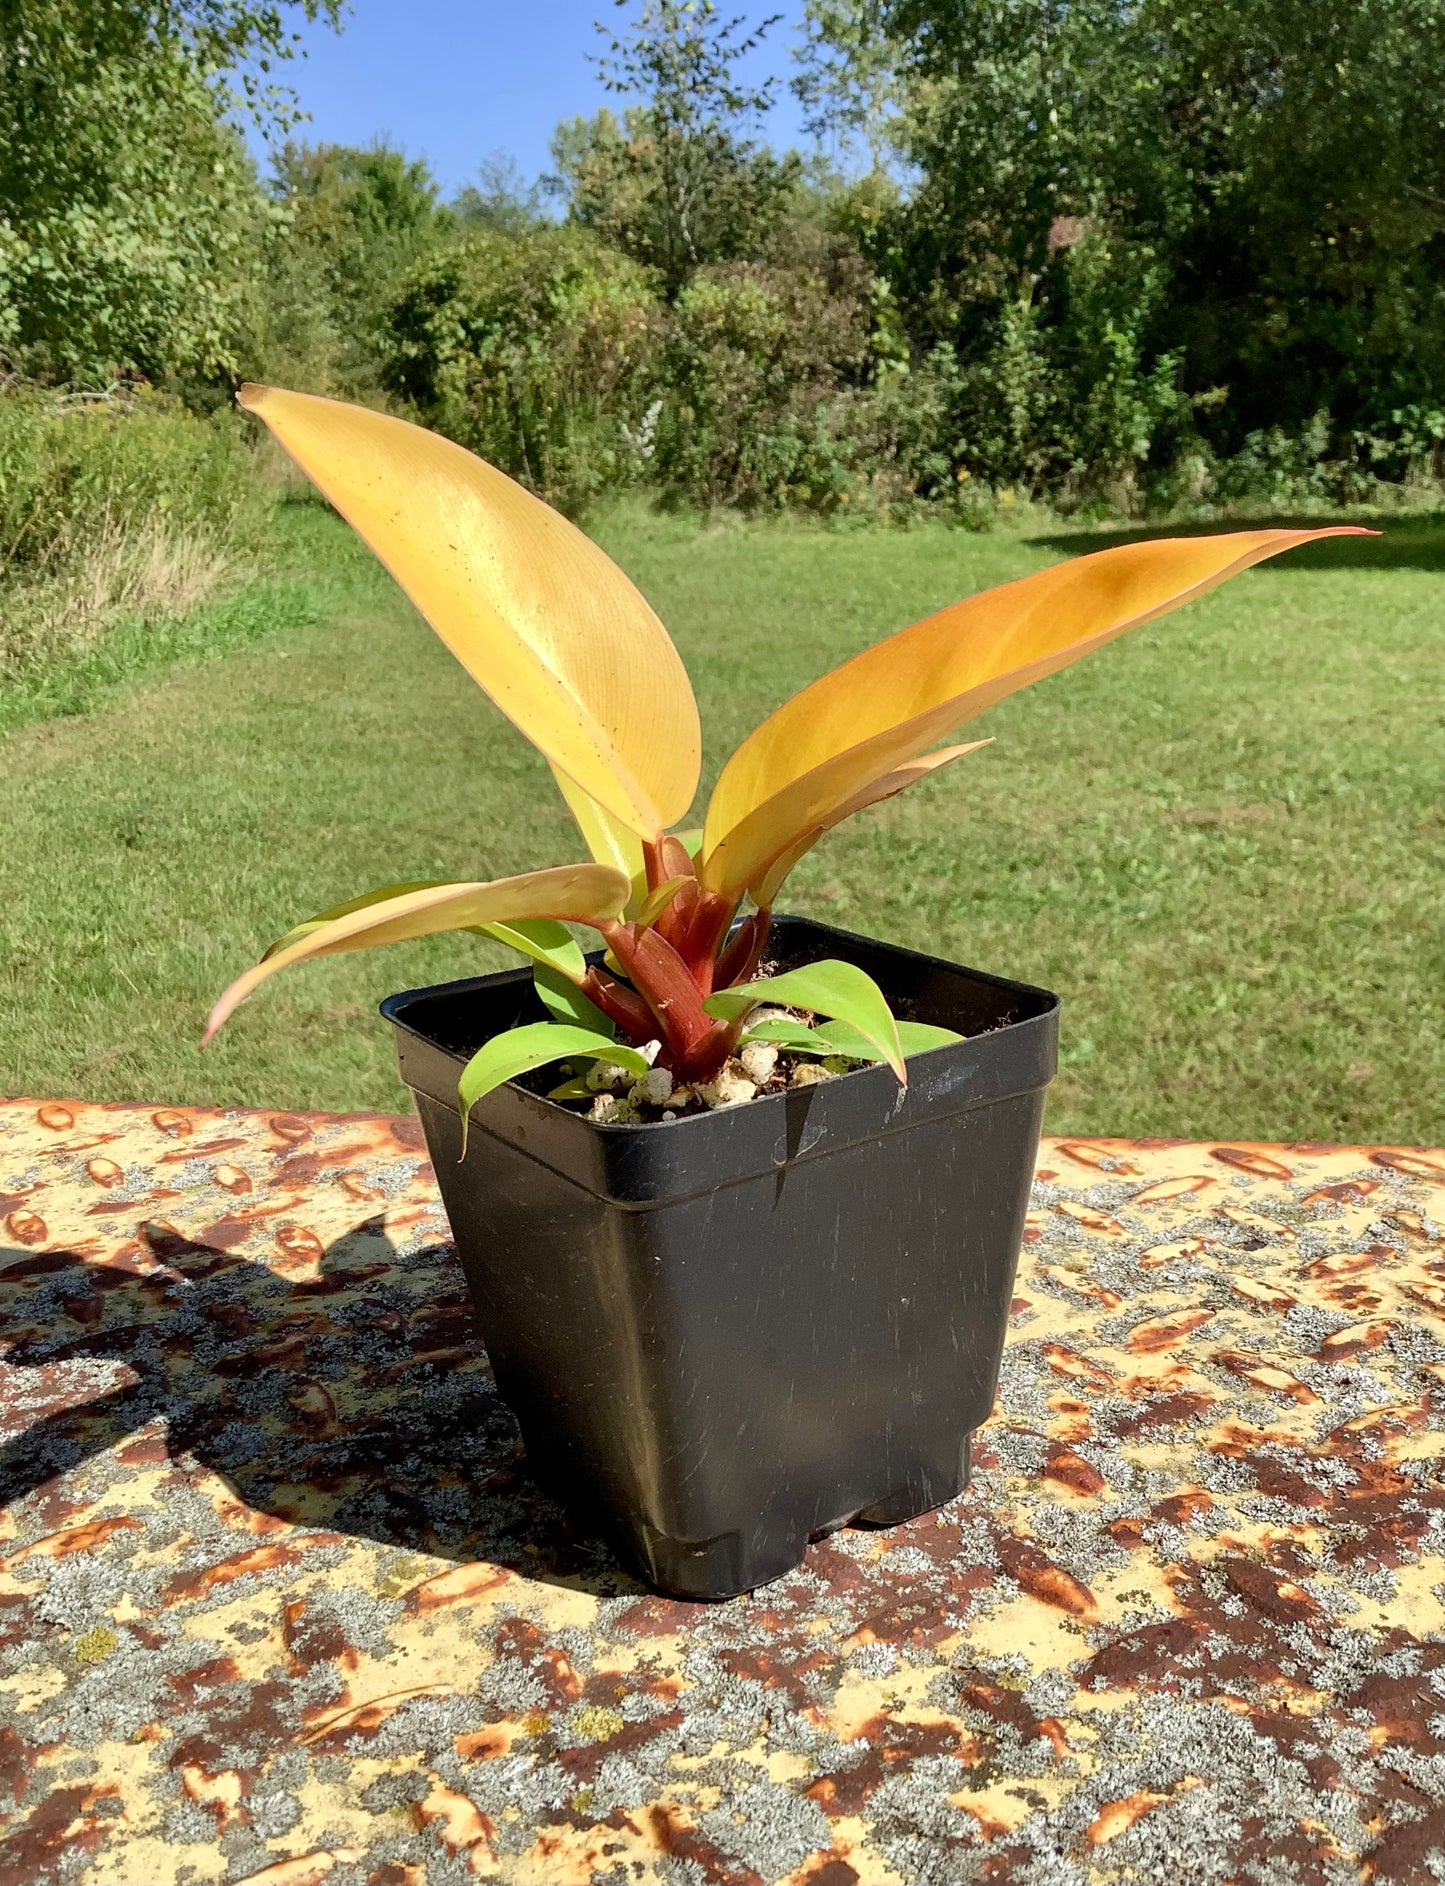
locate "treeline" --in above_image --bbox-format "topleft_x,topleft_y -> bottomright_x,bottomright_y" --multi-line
3,0 -> 1445,528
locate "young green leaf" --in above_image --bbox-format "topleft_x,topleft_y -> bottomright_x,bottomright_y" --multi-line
457,1024 -> 650,1155
533,961 -> 615,1034
740,1014 -> 963,1062
815,1018 -> 963,1061
705,960 -> 905,1082
740,1016 -> 823,1052
477,918 -> 587,980
636,875 -> 693,928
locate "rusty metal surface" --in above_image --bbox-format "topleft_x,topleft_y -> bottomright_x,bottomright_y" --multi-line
0,1098 -> 1442,1886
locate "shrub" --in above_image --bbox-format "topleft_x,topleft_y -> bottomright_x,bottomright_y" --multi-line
655,253 -> 871,509
377,226 -> 664,514
0,388 -> 263,678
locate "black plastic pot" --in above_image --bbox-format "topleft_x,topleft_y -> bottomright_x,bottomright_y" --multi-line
382,916 -> 1058,1600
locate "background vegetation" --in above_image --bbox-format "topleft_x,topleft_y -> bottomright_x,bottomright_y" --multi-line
1,0 -> 1441,1138
4,502 -> 1441,1143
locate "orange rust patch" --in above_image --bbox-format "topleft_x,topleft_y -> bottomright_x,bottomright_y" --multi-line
1370,1149 -> 1445,1181
1138,1236 -> 1208,1269
213,1164 -> 254,1195
1040,1342 -> 1115,1389
36,1103 -> 74,1131
1127,1309 -> 1215,1354
1055,1141 -> 1140,1175
1132,1174 -> 1215,1204
1053,1199 -> 1128,1236
165,1536 -> 340,1602
997,1539 -> 1099,1619
2,1515 -> 143,1567
85,1158 -> 123,1187
300,1687 -> 457,1748
274,1225 -> 325,1266
413,1779 -> 496,1856
454,1728 -> 510,1762
1044,1448 -> 1106,1498
1211,1146 -> 1295,1179
1230,1273 -> 1297,1311
1087,1790 -> 1166,1845
1303,1179 -> 1382,1207
405,1562 -> 511,1614
181,1764 -> 245,1824
1213,1352 -> 1319,1405
1317,1321 -> 1391,1361
4,1209 -> 47,1247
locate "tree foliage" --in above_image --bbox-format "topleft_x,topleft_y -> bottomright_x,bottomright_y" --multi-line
0,0 -> 339,382
802,0 -> 1445,479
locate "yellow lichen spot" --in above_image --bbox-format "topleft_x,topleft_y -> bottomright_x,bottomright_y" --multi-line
572,1705 -> 626,1743
75,1626 -> 117,1664
521,1711 -> 550,1737
570,1787 -> 596,1815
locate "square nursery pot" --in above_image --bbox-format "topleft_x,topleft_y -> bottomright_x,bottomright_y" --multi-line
382,916 -> 1058,1600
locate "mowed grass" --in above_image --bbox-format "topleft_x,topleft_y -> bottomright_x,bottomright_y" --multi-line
1,500 -> 1441,1143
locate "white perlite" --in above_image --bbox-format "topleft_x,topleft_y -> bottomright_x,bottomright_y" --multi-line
739,1041 -> 779,1085
585,1061 -> 625,1093
790,1061 -> 833,1088
698,1063 -> 758,1109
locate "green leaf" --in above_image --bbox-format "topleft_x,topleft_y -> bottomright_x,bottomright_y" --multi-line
739,1016 -> 823,1052
705,959 -> 905,1081
476,917 -> 587,980
533,961 -> 615,1034
457,1024 -> 649,1156
740,1014 -> 963,1063
815,1017 -> 963,1061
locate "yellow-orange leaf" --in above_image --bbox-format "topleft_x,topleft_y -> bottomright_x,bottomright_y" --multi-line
550,764 -> 648,894
751,740 -> 990,908
701,528 -> 1364,898
206,863 -> 629,1040
237,386 -> 700,837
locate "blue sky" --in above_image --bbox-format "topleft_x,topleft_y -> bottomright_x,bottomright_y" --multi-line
261,0 -> 814,197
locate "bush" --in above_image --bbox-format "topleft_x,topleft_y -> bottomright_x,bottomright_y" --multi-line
377,226 -> 665,514
655,249 -> 872,509
0,388 -> 264,678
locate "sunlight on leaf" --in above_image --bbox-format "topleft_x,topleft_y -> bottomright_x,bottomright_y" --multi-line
237,385 -> 700,836
533,961 -> 615,1033
476,917 -> 587,980
705,959 -> 905,1081
701,528 -> 1368,898
207,863 -> 629,1041
457,1023 -> 648,1154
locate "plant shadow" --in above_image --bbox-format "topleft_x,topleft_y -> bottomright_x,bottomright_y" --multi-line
0,1219 -> 646,1598
1026,512 -> 1445,572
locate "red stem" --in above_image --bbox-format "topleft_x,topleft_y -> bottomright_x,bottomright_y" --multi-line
714,909 -> 772,991
580,966 -> 656,1043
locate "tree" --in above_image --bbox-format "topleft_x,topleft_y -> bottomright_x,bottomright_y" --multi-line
802,0 -> 1445,466
0,0 -> 341,384
561,1 -> 799,293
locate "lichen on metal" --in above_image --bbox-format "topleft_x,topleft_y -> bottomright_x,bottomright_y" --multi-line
0,1098 -> 1442,1884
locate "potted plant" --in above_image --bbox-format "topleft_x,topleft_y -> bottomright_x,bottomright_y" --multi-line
210,385 -> 1351,1598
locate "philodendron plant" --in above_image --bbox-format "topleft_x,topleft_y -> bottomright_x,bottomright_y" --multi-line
209,386 -> 1351,1137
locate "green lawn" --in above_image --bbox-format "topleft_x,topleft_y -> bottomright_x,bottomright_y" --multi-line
2,500 -> 1441,1144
